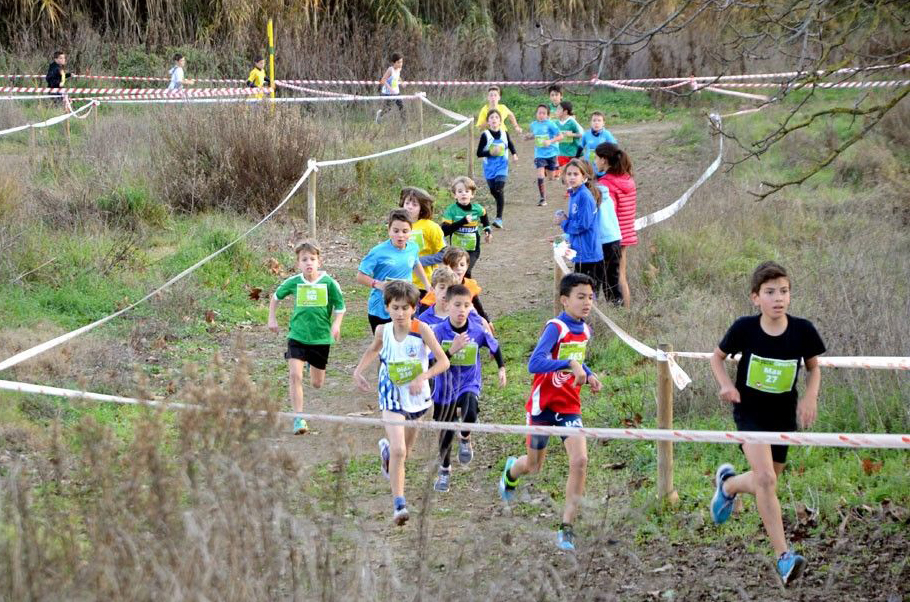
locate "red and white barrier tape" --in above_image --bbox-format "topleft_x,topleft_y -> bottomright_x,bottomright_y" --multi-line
0,86 -> 264,97
0,378 -> 906,448
0,74 -> 245,84
0,100 -> 98,137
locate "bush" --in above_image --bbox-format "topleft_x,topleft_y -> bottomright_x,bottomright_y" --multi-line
96,183 -> 170,228
152,106 -> 322,215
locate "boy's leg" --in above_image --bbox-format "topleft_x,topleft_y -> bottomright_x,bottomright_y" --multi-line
723,444 -> 788,556
433,402 -> 458,469
288,359 -> 306,412
456,392 -> 478,464
306,345 -> 329,389
562,435 -> 588,525
535,166 -> 546,204
382,411 -> 408,499
618,247 -> 631,308
465,249 -> 480,279
488,178 -> 506,220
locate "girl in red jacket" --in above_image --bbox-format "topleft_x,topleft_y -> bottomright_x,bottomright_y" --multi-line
595,143 -> 636,308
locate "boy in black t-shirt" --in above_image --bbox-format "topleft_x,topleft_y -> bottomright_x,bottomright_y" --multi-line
708,261 -> 825,587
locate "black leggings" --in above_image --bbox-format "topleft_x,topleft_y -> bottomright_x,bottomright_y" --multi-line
601,241 -> 623,305
432,392 -> 479,468
465,248 -> 480,279
368,314 -> 392,334
486,177 -> 507,219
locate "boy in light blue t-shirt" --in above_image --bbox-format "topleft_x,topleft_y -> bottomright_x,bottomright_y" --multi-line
525,104 -> 563,207
582,111 -> 618,177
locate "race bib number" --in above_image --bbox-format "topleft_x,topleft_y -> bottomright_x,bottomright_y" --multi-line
441,341 -> 478,366
387,360 -> 422,385
409,229 -> 425,248
534,135 -> 549,147
296,283 -> 328,307
489,141 -> 506,157
451,231 -> 477,251
745,355 -> 798,394
557,341 -> 587,362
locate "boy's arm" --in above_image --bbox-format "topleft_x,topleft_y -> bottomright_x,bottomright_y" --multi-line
709,347 -> 740,403
440,217 -> 468,236
353,327 -> 384,391
267,296 -> 282,333
417,322 -> 450,381
356,270 -> 384,291
507,111 -> 522,133
379,66 -> 392,86
471,295 -> 491,325
330,310 -> 345,342
527,323 -> 571,374
798,356 -> 821,428
477,135 -> 491,157
507,135 -> 518,157
419,247 -> 447,267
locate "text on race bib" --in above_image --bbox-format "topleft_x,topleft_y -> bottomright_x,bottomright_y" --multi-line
296,283 -> 328,307
745,355 -> 798,394
451,231 -> 478,251
441,341 -> 479,366
488,141 -> 505,156
387,359 -> 423,385
557,341 -> 587,362
409,229 -> 425,248
534,135 -> 549,147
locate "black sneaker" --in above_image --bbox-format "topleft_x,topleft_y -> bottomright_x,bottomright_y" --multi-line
537,198 -> 547,207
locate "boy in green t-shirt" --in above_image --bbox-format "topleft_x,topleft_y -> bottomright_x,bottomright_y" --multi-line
440,176 -> 493,279
555,101 -> 584,172
268,242 -> 346,434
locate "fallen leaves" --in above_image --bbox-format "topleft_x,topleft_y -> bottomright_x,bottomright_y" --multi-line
861,457 -> 883,475
247,286 -> 263,301
622,413 -> 643,428
204,309 -> 216,323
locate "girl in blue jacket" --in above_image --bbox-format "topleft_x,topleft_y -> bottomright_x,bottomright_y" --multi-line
555,159 -> 604,294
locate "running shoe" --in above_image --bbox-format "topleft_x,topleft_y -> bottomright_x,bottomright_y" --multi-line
434,467 -> 451,492
378,438 -> 390,480
556,525 -> 576,551
492,217 -> 504,229
537,198 -> 547,207
393,506 -> 409,526
777,550 -> 807,586
710,463 -> 737,525
457,437 -> 474,465
293,417 -> 308,435
499,456 -> 518,502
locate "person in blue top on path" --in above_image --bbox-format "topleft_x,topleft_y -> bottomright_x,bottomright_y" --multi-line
581,111 -> 618,177
357,209 -> 432,333
476,109 -> 518,230
525,104 -> 563,207
430,284 -> 506,492
554,159 -> 604,295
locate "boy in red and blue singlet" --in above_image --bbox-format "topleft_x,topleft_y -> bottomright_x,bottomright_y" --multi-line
498,273 -> 602,552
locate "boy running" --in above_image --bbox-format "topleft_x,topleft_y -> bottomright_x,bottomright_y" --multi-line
246,56 -> 270,100
498,273 -> 602,551
476,109 -> 518,229
581,111 -> 617,177
709,261 -> 825,586
440,176 -> 492,278
555,101 -> 585,171
375,52 -> 405,123
431,284 -> 506,492
268,242 -> 345,434
475,86 -> 523,133
547,85 -> 563,117
353,281 -> 450,525
526,105 -> 563,207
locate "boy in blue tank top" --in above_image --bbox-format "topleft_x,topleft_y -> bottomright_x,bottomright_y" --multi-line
353,281 -> 449,526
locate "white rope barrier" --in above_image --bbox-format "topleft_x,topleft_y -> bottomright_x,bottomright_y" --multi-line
0,100 -> 98,137
0,98 -> 470,373
0,378 -> 906,448
88,94 -> 420,105
671,351 -> 910,371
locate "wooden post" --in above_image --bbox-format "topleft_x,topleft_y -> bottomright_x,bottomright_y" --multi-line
417,97 -> 424,139
553,262 -> 562,316
656,343 -> 679,505
467,123 -> 474,178
29,126 -> 35,165
307,170 -> 317,238
267,19 -> 275,100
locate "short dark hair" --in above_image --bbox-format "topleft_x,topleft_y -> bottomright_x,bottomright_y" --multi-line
559,100 -> 573,115
387,208 -> 412,227
53,51 -> 65,59
445,284 -> 471,300
383,280 -> 420,308
294,241 -> 320,258
487,85 -> 500,93
560,272 -> 595,297
172,53 -> 184,62
536,104 -> 550,114
399,187 -> 434,220
548,84 -> 562,94
390,52 -> 402,63
486,108 -> 501,121
591,110 -> 605,119
254,56 -> 264,63
750,261 -> 789,295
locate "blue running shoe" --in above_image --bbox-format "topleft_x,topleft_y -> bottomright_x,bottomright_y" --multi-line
458,437 -> 474,465
710,463 -> 737,525
492,217 -> 504,229
434,467 -> 451,492
499,456 -> 518,502
293,417 -> 308,435
378,438 -> 390,480
556,526 -> 576,551
777,550 -> 806,586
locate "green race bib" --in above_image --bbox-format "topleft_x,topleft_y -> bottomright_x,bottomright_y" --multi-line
387,360 -> 422,385
534,135 -> 549,148
489,141 -> 506,157
409,229 -> 425,248
557,341 -> 587,362
451,231 -> 477,251
442,341 -> 478,366
745,355 -> 798,394
296,283 -> 328,307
